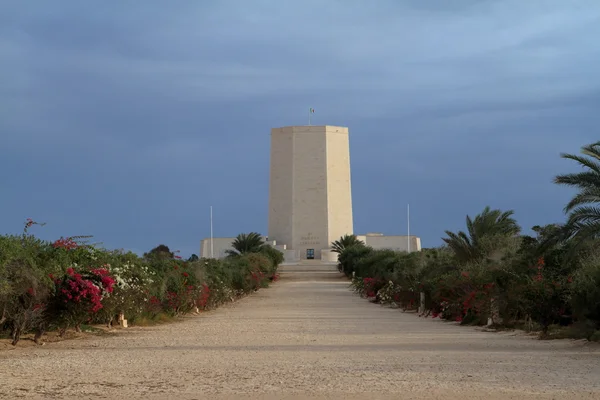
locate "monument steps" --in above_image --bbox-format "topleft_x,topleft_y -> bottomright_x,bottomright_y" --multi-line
279,260 -> 340,273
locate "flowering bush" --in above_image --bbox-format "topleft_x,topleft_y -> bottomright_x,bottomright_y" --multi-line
196,283 -> 211,310
45,266 -> 115,334
52,237 -> 79,251
97,260 -> 156,324
376,281 -> 418,309
429,270 -> 497,324
376,281 -> 397,305
349,272 -> 364,295
1,222 -> 283,345
350,274 -> 385,299
519,257 -> 573,335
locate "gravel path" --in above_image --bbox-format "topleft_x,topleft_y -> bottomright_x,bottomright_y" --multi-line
1,264 -> 599,399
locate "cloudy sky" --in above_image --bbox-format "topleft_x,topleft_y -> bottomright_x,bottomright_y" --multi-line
1,1 -> 599,257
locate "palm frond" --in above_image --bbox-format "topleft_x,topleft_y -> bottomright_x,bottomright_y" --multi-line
566,206 -> 600,226
554,142 -> 600,245
561,221 -> 600,260
224,249 -> 240,257
554,171 -> 600,189
331,234 -> 364,254
442,230 -> 474,263
580,141 -> 600,159
559,153 -> 600,173
230,232 -> 265,255
564,187 -> 600,212
443,206 -> 520,264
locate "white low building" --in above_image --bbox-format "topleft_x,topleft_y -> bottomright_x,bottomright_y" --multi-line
200,233 -> 421,263
357,233 -> 422,253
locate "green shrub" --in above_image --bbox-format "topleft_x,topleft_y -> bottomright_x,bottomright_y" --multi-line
571,254 -> 600,330
0,227 -> 284,346
260,246 -> 284,271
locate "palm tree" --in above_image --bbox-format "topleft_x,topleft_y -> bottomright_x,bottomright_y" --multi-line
331,234 -> 364,254
225,232 -> 265,257
554,142 -> 600,243
442,206 -> 521,264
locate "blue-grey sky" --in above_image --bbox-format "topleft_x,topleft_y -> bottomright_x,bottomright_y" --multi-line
2,1 -> 599,257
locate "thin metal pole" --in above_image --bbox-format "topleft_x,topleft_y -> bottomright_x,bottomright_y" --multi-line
407,204 -> 410,253
210,206 -> 214,258
308,108 -> 311,126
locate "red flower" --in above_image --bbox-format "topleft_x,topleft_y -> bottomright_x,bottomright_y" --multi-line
52,237 -> 78,250
174,255 -> 182,259
537,257 -> 545,267
91,268 -> 110,277
196,283 -> 212,309
66,267 -> 75,276
56,271 -> 105,313
101,276 -> 115,293
182,272 -> 189,277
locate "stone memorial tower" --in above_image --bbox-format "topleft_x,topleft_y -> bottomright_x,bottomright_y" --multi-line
267,125 -> 354,260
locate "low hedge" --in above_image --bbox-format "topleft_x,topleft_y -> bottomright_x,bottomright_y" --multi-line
0,228 -> 282,345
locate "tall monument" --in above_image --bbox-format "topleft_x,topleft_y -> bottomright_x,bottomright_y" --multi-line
268,125 -> 354,260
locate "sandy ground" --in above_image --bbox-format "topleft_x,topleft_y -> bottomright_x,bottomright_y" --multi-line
1,263 -> 599,400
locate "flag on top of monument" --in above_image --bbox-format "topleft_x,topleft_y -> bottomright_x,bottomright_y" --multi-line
310,108 -> 315,113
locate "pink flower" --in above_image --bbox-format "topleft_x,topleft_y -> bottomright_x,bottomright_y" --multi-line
91,268 -> 110,277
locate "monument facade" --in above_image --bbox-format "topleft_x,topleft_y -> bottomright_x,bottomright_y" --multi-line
268,126 -> 353,260
199,123 -> 422,261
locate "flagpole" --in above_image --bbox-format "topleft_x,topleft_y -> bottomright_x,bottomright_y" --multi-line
308,108 -> 311,126
407,204 -> 410,253
210,206 -> 214,258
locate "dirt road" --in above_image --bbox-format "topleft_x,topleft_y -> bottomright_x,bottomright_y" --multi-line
1,264 -> 599,399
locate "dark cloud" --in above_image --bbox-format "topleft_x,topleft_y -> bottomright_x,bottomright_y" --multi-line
1,0 -> 599,256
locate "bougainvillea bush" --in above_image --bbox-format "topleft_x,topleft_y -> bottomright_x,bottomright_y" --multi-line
44,266 -> 115,335
0,224 -> 283,345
